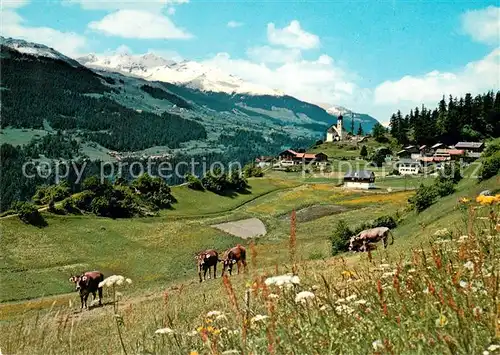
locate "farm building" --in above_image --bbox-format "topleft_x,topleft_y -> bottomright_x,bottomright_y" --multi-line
454,142 -> 484,159
343,170 -> 376,189
255,156 -> 274,168
276,150 -> 328,167
395,159 -> 422,175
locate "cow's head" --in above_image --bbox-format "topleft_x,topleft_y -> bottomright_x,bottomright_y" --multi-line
222,258 -> 236,273
69,275 -> 88,292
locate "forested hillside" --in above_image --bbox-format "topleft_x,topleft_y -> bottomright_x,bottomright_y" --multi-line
389,91 -> 500,145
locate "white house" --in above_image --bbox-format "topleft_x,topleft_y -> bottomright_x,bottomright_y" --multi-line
343,170 -> 376,189
396,159 -> 422,175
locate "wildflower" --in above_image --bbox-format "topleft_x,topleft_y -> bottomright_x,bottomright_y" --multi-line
459,280 -> 468,288
372,339 -> 384,351
216,314 -> 227,321
476,195 -> 497,205
267,293 -> 279,300
221,351 -> 240,355
336,298 -> 346,304
311,285 -> 319,291
125,278 -> 132,284
488,344 -> 500,352
408,268 -> 416,273
251,314 -> 268,323
459,197 -> 470,204
190,352 -> 199,355
186,330 -> 198,337
155,327 -> 174,334
206,310 -> 222,318
354,299 -> 367,305
458,235 -> 469,243
99,275 -> 131,288
435,314 -> 448,328
295,291 -> 315,304
319,305 -> 328,311
346,294 -> 357,302
379,263 -> 391,269
463,261 -> 474,271
473,307 -> 483,317
335,304 -> 354,315
434,228 -> 450,238
382,271 -> 395,278
264,274 -> 300,287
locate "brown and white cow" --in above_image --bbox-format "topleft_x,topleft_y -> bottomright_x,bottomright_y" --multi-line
195,249 -> 219,283
348,227 -> 394,252
221,244 -> 247,277
69,271 -> 104,310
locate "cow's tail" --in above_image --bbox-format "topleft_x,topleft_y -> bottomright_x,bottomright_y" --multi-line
389,230 -> 395,245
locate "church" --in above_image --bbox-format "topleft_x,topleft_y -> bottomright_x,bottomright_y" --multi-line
325,115 -> 350,142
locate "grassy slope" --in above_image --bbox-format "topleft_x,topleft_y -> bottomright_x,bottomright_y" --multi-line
0,178 -> 409,304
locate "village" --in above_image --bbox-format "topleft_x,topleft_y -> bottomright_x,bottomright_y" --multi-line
254,115 -> 485,189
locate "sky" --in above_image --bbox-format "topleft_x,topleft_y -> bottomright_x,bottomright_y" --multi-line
1,0 -> 499,123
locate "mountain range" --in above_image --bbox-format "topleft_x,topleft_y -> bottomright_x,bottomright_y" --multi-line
1,37 -> 380,162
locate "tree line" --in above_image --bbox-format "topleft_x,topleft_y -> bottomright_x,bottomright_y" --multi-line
389,91 -> 500,146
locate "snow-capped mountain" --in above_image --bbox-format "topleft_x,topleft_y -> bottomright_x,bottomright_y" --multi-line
78,52 -> 175,74
316,103 -> 353,117
0,36 -> 81,67
77,52 -> 282,96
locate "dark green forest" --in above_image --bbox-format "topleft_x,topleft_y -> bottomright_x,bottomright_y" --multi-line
0,46 -> 207,150
389,91 -> 500,145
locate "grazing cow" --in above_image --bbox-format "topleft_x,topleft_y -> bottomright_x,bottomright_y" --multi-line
195,249 -> 219,283
221,244 -> 247,277
348,227 -> 394,252
69,271 -> 104,310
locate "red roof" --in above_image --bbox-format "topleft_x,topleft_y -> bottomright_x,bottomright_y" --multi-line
295,153 -> 317,159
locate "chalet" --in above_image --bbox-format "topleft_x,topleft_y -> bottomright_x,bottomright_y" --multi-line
343,170 -> 376,190
454,142 -> 484,159
276,150 -> 328,167
397,145 -> 420,159
395,159 -> 422,175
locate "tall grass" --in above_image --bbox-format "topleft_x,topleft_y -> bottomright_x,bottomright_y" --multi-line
1,195 -> 499,354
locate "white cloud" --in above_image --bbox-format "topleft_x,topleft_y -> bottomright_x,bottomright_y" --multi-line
370,48 -> 500,121
147,48 -> 183,62
203,52 -> 358,106
1,10 -> 88,57
227,21 -> 244,28
462,6 -> 500,45
1,0 -> 29,8
64,0 -> 188,11
88,10 -> 192,39
267,20 -> 320,50
246,45 -> 301,64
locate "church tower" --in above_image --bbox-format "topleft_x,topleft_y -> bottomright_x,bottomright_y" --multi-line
337,115 -> 343,140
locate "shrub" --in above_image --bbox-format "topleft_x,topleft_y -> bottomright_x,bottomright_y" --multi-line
408,184 -> 438,213
202,168 -> 228,193
360,145 -> 368,159
61,198 -> 79,214
478,151 -> 500,182
371,215 -> 397,229
132,174 -> 173,209
390,168 -> 401,176
330,220 -> 353,255
72,191 -> 95,211
243,164 -> 264,178
227,170 -> 248,191
185,173 -> 204,191
32,182 -> 70,205
12,201 -> 46,226
434,179 -> 455,197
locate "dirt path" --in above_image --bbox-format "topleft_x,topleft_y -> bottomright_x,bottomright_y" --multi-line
211,217 -> 267,239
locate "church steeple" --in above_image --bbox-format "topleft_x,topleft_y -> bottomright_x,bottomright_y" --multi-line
337,115 -> 343,140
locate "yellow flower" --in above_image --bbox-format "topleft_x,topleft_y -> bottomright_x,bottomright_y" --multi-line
476,195 -> 496,205
206,326 -> 215,333
196,326 -> 204,333
459,197 -> 470,204
435,314 -> 448,327
190,352 -> 199,355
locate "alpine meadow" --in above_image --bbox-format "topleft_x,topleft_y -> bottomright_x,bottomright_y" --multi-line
1,2 -> 499,355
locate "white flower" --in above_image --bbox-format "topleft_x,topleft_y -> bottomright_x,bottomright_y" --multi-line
216,314 -> 227,321
463,261 -> 474,271
382,271 -> 395,278
346,294 -> 357,302
264,274 -> 300,287
319,305 -> 328,311
483,351 -> 490,355
354,299 -> 367,305
295,291 -> 315,304
488,344 -> 500,352
459,280 -> 468,288
268,293 -> 279,300
473,307 -> 483,317
458,235 -> 469,243
335,304 -> 354,315
379,264 -> 391,269
311,285 -> 319,291
222,351 -> 240,355
155,327 -> 174,334
408,268 -> 416,273
206,310 -> 222,318
186,330 -> 198,337
250,314 -> 268,323
372,339 -> 384,351
99,275 -> 130,288
336,298 -> 346,304
423,287 -> 430,294
125,278 -> 132,284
